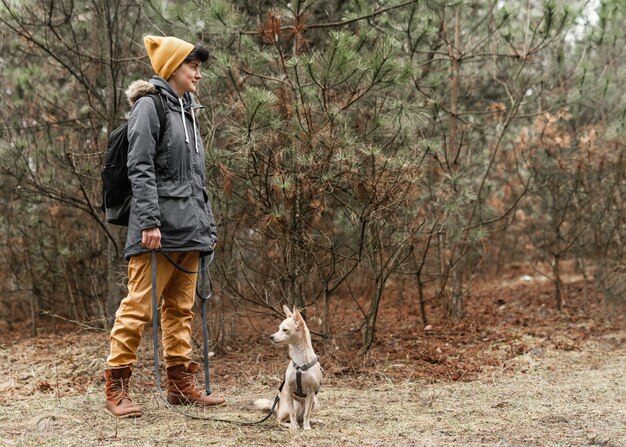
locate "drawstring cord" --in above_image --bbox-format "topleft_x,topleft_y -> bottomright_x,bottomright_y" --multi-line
179,97 -> 190,144
191,108 -> 199,153
178,97 -> 199,153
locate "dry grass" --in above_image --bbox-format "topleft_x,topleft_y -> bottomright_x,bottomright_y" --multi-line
1,329 -> 624,447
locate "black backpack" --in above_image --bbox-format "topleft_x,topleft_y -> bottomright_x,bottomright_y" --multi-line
101,93 -> 166,226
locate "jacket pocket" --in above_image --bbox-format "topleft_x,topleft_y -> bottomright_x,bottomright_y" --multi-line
157,184 -> 197,234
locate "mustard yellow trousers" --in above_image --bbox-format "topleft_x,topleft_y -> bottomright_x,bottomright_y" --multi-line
107,251 -> 199,368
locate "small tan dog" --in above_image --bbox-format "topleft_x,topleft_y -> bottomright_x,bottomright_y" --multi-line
255,305 -> 323,430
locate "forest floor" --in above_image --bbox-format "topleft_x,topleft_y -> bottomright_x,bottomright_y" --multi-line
0,267 -> 624,446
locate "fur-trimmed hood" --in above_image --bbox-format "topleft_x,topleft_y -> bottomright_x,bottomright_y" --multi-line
125,79 -> 157,107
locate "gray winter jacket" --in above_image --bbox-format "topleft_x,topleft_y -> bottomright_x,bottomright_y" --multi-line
123,76 -> 217,259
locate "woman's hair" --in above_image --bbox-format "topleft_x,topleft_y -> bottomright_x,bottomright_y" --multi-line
184,43 -> 210,64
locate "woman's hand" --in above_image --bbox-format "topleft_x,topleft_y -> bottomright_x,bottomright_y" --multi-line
142,227 -> 162,249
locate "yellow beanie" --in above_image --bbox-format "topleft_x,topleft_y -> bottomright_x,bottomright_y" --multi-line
144,35 -> 194,80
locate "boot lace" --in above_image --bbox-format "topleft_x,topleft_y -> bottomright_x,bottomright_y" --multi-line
170,368 -> 202,399
111,376 -> 131,401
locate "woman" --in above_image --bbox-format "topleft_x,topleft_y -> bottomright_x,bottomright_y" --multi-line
104,35 -> 224,418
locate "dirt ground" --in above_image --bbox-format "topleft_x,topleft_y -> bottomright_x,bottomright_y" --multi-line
0,272 -> 624,446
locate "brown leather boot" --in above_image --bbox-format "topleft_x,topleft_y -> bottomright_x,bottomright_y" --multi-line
104,366 -> 143,417
166,362 -> 226,406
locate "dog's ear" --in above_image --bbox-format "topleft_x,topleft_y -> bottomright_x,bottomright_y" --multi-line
282,304 -> 293,318
292,308 -> 304,326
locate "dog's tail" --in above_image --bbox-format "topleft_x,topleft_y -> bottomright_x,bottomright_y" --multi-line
253,398 -> 273,411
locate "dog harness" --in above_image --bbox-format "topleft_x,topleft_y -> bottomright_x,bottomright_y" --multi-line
293,356 -> 321,398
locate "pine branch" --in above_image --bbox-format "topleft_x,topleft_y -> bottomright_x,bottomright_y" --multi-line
240,0 -> 420,35
307,0 -> 421,30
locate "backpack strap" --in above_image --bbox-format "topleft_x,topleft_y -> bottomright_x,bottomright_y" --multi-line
146,93 -> 167,145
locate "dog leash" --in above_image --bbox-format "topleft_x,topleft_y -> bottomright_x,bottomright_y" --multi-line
157,247 -> 206,275
198,254 -> 212,395
150,250 -> 280,425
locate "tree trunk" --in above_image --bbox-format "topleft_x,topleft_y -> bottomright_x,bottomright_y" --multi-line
30,287 -> 39,337
417,270 -> 428,326
441,9 -> 466,321
437,231 -> 447,302
553,255 -> 563,311
447,9 -> 462,167
362,282 -> 384,353
445,263 -> 465,319
322,287 -> 331,339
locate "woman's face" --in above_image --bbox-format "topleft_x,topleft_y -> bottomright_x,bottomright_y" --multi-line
168,60 -> 202,96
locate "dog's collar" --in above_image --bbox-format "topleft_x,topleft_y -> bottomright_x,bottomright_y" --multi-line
293,356 -> 321,398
